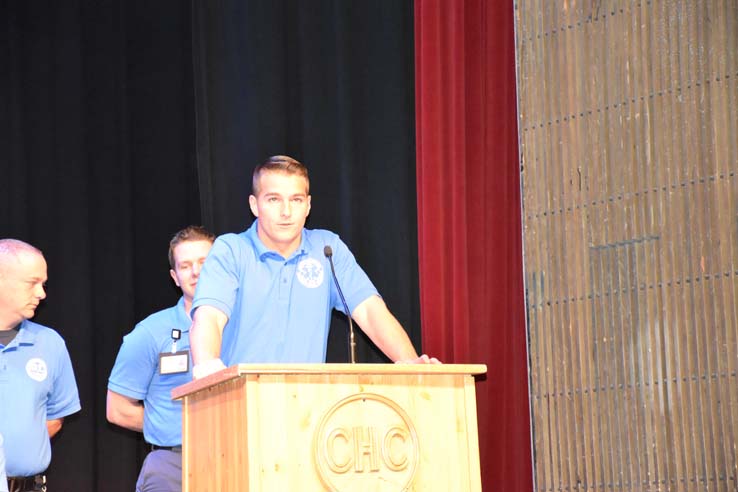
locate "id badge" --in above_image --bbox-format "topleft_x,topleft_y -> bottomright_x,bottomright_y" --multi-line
159,350 -> 190,375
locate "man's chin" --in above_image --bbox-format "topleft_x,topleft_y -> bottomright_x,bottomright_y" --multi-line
273,232 -> 300,243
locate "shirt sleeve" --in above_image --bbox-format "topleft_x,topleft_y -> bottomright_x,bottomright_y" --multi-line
107,324 -> 158,401
191,235 -> 242,319
46,338 -> 81,420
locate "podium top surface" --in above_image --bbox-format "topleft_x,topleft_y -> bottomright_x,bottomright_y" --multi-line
172,363 -> 487,400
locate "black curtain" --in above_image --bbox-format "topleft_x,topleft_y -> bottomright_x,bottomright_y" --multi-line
1,1 -> 198,490
1,0 -> 418,490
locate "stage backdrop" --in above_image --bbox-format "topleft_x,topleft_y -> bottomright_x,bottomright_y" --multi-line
1,1 -> 530,491
1,1 -> 199,490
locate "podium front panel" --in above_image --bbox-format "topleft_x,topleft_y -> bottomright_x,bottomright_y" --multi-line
176,364 -> 485,492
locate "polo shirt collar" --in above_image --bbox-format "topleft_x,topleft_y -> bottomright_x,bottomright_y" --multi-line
2,319 -> 37,349
247,220 -> 309,262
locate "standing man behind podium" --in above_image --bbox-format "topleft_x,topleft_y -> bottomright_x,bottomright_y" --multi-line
107,226 -> 215,492
190,155 -> 438,379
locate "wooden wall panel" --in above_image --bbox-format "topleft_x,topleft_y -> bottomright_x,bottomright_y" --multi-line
515,1 -> 738,490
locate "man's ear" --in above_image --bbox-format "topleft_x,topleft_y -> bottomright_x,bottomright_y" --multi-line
249,195 -> 259,217
169,269 -> 180,287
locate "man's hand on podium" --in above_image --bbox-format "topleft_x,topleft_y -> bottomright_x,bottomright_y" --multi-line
192,358 -> 227,379
395,354 -> 442,364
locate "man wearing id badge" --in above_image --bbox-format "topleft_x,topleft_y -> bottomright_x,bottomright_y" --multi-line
107,226 -> 214,492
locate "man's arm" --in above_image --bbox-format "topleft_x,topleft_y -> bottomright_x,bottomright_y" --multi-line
351,295 -> 440,363
190,305 -> 229,378
106,390 -> 143,432
46,418 -> 64,439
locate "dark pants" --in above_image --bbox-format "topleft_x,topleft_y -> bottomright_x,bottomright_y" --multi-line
6,475 -> 46,492
136,449 -> 182,492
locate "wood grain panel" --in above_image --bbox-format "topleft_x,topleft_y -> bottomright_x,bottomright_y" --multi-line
516,1 -> 738,490
176,364 -> 486,491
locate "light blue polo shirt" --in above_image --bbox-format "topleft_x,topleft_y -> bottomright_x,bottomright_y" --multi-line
192,221 -> 378,365
0,320 -> 81,477
0,432 -> 7,492
108,297 -> 192,447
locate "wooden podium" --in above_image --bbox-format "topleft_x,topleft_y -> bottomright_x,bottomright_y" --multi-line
172,363 -> 486,491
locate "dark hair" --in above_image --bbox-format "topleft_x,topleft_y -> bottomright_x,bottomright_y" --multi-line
168,225 -> 215,268
251,155 -> 310,195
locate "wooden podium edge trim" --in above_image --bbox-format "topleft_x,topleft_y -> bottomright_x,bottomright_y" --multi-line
172,363 -> 487,400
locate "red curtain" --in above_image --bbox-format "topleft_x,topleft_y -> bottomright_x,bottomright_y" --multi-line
415,1 -> 532,490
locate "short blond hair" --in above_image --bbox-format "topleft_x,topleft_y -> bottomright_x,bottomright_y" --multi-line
251,155 -> 309,195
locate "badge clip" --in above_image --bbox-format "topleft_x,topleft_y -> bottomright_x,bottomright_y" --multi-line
170,329 -> 181,353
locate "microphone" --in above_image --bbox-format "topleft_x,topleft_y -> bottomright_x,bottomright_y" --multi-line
324,245 -> 356,364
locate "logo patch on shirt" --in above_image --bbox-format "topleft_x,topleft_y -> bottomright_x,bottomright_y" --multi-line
26,358 -> 48,382
296,257 -> 324,288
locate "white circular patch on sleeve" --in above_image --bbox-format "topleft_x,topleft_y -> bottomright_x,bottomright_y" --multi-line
296,257 -> 324,288
26,358 -> 48,382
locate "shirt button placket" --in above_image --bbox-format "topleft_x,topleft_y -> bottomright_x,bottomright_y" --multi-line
278,262 -> 289,300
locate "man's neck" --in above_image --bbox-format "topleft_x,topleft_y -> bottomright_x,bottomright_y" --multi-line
183,297 -> 193,318
256,224 -> 302,258
262,237 -> 301,258
0,323 -> 20,347
0,316 -> 22,332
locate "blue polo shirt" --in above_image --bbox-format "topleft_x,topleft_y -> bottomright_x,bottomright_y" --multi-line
192,221 -> 377,365
0,433 -> 7,492
108,297 -> 192,447
0,320 -> 81,477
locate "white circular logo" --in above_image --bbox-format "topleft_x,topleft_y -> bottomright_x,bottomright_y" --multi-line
296,257 -> 324,288
26,358 -> 48,382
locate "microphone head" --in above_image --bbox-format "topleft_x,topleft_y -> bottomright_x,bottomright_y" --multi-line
323,245 -> 333,258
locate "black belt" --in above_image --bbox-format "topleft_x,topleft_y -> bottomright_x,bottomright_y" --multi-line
150,444 -> 182,452
7,474 -> 46,492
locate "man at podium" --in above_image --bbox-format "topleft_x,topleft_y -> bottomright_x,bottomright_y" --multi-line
189,155 -> 438,378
